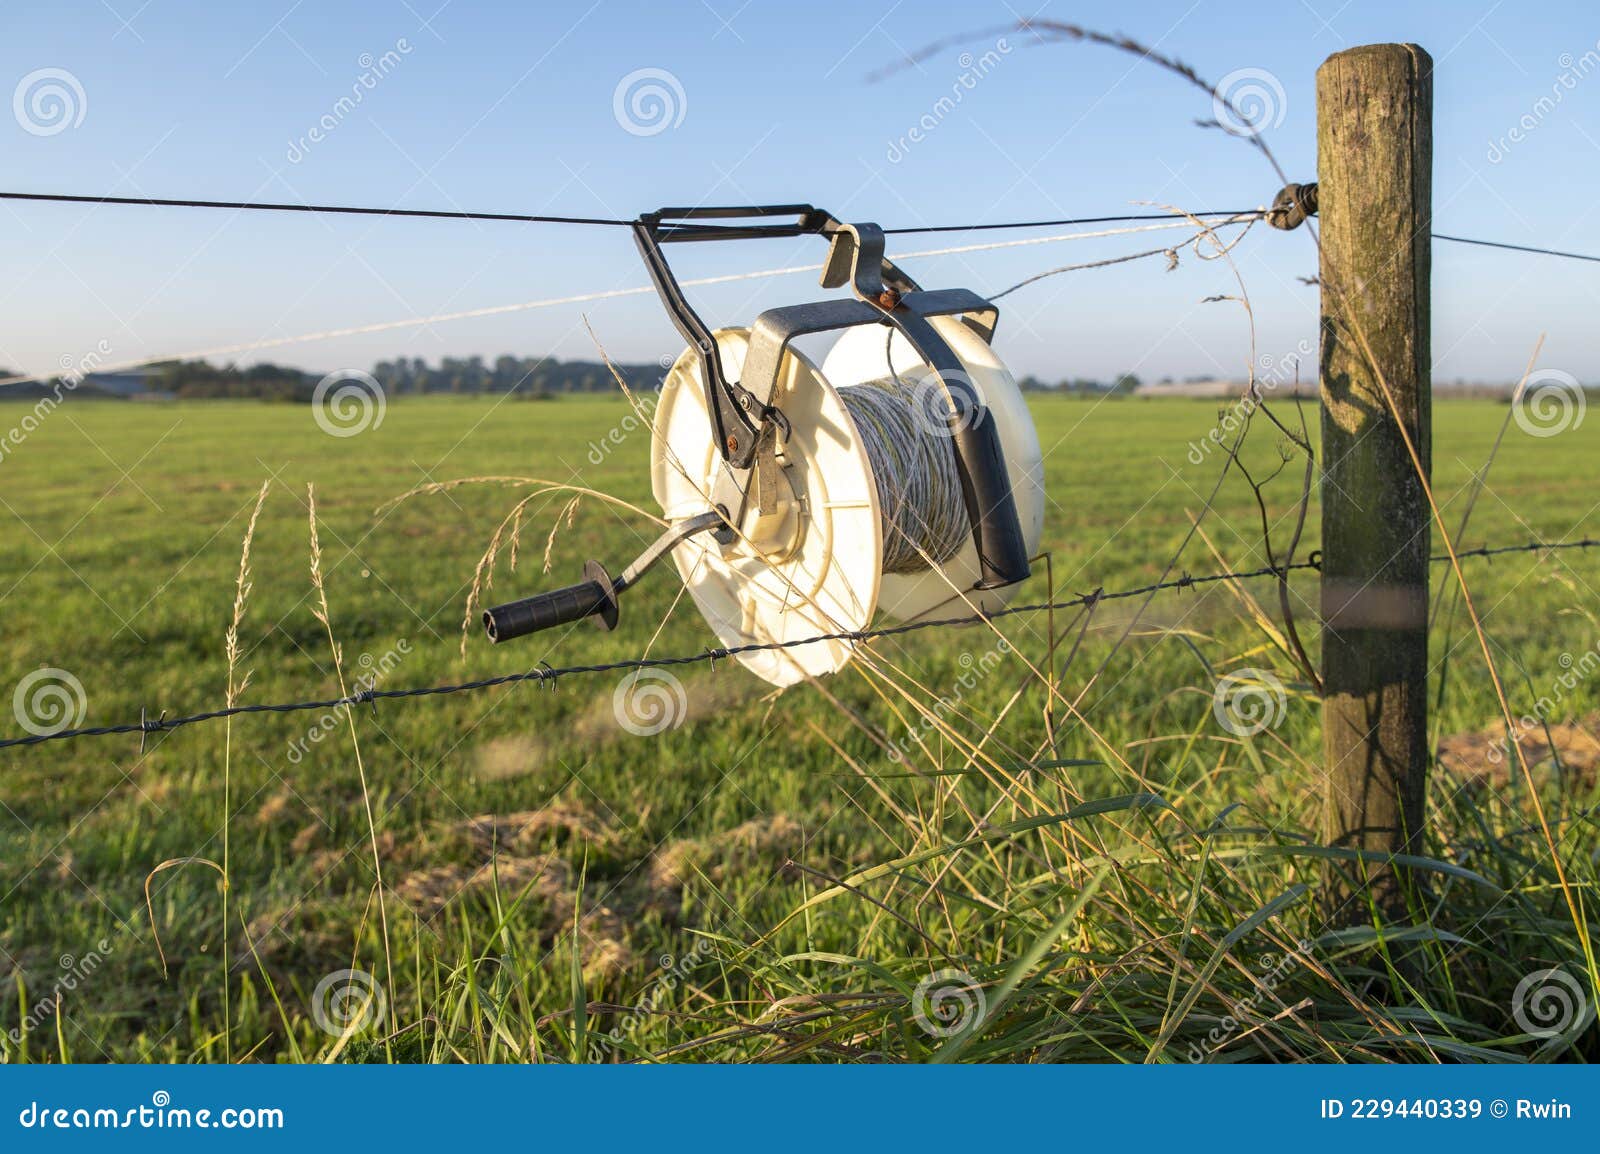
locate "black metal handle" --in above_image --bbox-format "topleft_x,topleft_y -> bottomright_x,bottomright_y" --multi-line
481,514 -> 722,648
483,561 -> 618,643
643,205 -> 824,243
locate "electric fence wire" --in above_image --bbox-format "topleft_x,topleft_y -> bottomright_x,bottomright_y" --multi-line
10,191 -> 1599,260
3,537 -> 1596,752
4,188 -> 1595,254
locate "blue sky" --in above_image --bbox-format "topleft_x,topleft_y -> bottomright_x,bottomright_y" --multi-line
2,0 -> 1598,385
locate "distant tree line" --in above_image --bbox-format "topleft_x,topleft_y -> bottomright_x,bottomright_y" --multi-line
368,355 -> 661,396
144,355 -> 666,399
142,360 -> 317,400
0,359 -> 1575,404
0,355 -> 668,401
1017,372 -> 1143,394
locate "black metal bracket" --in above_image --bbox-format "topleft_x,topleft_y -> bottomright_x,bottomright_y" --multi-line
633,205 -> 937,471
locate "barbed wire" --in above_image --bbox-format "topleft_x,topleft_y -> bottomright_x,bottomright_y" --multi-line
3,537 -> 1596,753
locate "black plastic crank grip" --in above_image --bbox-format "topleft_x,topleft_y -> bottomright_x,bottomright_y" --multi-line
483,560 -> 619,643
481,511 -> 723,647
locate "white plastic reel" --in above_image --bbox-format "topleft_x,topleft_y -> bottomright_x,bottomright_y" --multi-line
650,317 -> 1045,687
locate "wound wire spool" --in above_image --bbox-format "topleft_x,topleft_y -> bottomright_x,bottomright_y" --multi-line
651,317 -> 1045,688
835,377 -> 969,575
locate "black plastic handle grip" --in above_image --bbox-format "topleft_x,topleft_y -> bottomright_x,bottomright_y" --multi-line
483,561 -> 619,643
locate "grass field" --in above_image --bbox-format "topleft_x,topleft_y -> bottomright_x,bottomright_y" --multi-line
1,391 -> 1596,1062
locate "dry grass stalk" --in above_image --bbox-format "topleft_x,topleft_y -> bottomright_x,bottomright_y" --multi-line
307,483 -> 396,1040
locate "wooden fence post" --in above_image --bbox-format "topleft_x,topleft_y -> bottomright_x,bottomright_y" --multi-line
1317,43 -> 1433,920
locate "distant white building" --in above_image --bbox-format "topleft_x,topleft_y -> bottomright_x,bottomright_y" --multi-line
1134,379 -> 1245,399
82,368 -> 157,396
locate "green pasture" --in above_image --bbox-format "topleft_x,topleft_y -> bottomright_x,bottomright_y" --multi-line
1,393 -> 1595,1062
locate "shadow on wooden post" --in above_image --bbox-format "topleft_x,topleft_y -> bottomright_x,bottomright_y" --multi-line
1316,43 -> 1433,923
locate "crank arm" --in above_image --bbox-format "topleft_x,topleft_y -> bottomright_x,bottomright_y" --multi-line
483,510 -> 724,643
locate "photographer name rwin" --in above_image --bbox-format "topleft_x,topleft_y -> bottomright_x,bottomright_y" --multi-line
1319,1098 -> 1574,1120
